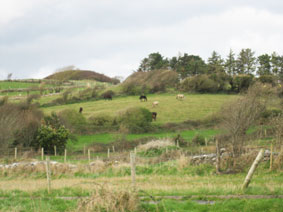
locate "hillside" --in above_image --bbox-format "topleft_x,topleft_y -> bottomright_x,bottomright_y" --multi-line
45,70 -> 120,84
42,93 -> 237,124
122,69 -> 178,93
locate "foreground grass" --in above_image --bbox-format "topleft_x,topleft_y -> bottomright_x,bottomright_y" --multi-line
42,93 -> 237,124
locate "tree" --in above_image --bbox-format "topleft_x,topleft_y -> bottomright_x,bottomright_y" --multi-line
207,51 -> 224,74
236,48 -> 256,75
221,83 -> 275,165
225,49 -> 237,76
271,52 -> 283,78
138,52 -> 169,72
257,54 -> 271,76
170,54 -> 207,79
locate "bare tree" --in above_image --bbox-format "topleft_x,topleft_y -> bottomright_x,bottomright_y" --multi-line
221,83 -> 275,160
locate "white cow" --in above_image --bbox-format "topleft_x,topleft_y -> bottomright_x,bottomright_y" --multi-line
152,101 -> 159,107
176,94 -> 184,100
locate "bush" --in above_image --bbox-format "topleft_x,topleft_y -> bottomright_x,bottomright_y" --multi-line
58,109 -> 87,133
35,124 -> 69,154
0,102 -> 43,149
89,114 -> 115,127
118,107 -> 152,133
231,74 -> 254,93
258,75 -> 277,85
192,134 -> 205,146
180,75 -> 218,93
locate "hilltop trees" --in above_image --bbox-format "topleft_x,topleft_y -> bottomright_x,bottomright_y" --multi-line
137,49 -> 283,93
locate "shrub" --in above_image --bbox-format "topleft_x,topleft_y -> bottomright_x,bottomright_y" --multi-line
192,134 -> 205,146
180,75 -> 218,93
231,74 -> 254,93
35,124 -> 69,154
258,75 -> 277,85
58,109 -> 87,133
118,107 -> 152,133
0,102 -> 43,149
89,114 -> 115,127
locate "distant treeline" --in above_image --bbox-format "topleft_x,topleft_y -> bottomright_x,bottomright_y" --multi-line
132,49 -> 283,93
137,49 -> 283,78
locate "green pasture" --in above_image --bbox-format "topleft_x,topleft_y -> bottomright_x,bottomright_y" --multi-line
67,129 -> 219,151
42,93 -> 237,124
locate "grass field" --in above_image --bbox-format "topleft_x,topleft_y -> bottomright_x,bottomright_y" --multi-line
42,93 -> 237,124
67,129 -> 219,151
0,160 -> 282,211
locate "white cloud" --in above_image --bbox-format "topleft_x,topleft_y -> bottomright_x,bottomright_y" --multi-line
1,2 -> 283,79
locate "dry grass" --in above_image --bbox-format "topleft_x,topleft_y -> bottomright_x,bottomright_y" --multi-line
76,185 -> 139,212
137,139 -> 174,152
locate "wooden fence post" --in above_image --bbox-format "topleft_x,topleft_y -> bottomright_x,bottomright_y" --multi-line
14,148 -> 17,160
130,152 -> 136,191
134,147 -> 137,154
205,138 -> 208,146
45,156 -> 51,193
216,139 -> 220,174
112,146 -> 115,153
41,148 -> 44,160
64,149 -> 67,163
270,143 -> 273,171
242,149 -> 264,190
88,149 -> 91,164
54,146 -> 57,156
107,148 -> 110,158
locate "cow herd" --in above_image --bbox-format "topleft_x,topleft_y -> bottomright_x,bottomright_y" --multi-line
80,93 -> 185,122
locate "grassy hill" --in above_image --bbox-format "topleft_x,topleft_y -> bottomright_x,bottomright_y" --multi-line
42,93 -> 237,124
45,70 -> 120,84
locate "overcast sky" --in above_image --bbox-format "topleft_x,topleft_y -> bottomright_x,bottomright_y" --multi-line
1,0 -> 283,80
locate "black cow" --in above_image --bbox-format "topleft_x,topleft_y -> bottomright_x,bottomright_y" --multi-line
103,93 -> 112,100
152,112 -> 157,121
79,107 -> 83,113
139,95 -> 147,102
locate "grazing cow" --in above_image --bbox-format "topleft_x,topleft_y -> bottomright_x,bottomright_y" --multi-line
103,93 -> 112,100
176,94 -> 184,100
79,107 -> 83,113
152,101 -> 159,107
152,112 -> 157,121
139,95 -> 147,102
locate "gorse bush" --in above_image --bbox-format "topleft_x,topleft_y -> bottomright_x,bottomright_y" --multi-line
118,107 -> 152,133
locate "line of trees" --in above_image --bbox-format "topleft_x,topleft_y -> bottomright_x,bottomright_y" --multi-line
137,49 -> 283,79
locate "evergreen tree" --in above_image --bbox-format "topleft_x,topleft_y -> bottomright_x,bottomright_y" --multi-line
207,51 -> 224,74
236,48 -> 256,75
257,54 -> 271,76
225,49 -> 237,76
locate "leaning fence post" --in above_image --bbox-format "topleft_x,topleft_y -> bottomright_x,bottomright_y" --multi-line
64,149 -> 67,163
45,156 -> 51,193
14,148 -> 17,160
130,152 -> 136,191
41,148 -> 44,160
242,149 -> 264,190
